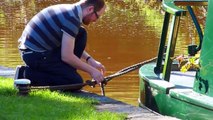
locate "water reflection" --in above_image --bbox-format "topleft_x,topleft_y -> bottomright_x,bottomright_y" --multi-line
0,0 -> 206,106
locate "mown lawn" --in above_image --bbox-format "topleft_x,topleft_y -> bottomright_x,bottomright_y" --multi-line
0,77 -> 126,120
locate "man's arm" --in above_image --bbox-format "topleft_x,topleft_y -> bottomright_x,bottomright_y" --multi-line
81,51 -> 91,62
61,32 -> 104,83
81,51 -> 105,74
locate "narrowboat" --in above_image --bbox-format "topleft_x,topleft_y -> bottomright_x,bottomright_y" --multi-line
138,0 -> 213,119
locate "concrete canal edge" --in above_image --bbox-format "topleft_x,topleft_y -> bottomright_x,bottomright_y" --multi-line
0,66 -> 16,78
72,91 -> 179,120
0,66 -> 178,120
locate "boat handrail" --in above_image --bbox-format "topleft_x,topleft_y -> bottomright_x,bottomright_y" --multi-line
162,0 -> 208,15
174,0 -> 208,6
156,0 -> 208,81
162,0 -> 186,16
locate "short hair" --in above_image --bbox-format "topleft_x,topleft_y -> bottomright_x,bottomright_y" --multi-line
83,0 -> 105,12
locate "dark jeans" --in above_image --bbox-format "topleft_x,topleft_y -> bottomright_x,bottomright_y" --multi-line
21,27 -> 87,88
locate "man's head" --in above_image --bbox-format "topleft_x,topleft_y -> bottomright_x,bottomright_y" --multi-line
80,0 -> 106,25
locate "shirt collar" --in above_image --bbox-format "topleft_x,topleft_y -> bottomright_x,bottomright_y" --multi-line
76,3 -> 83,23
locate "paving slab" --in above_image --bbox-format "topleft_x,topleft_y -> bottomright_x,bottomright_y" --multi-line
72,90 -> 179,120
0,66 -> 15,78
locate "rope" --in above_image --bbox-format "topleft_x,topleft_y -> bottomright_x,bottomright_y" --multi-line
103,56 -> 157,83
26,57 -> 157,95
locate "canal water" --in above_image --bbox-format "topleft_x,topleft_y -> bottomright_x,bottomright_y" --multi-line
0,0 -> 206,106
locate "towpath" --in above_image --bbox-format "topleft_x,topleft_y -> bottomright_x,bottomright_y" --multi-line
0,66 -> 178,120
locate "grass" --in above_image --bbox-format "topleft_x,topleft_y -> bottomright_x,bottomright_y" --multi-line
0,77 -> 126,120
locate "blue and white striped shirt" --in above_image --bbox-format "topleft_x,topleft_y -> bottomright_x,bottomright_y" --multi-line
19,3 -> 82,52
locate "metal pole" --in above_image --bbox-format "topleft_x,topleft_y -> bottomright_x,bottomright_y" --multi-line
155,12 -> 171,74
163,15 -> 181,81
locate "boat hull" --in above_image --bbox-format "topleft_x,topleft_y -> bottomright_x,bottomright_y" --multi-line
139,63 -> 213,120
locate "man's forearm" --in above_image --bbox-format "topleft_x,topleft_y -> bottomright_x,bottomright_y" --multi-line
81,51 -> 92,61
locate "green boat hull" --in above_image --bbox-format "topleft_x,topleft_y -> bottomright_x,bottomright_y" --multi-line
138,0 -> 213,119
139,63 -> 213,120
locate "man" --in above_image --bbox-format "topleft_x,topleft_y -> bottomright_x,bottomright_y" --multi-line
16,0 -> 106,90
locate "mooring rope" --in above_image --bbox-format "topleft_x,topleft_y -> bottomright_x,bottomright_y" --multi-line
28,57 -> 157,95
103,56 -> 157,82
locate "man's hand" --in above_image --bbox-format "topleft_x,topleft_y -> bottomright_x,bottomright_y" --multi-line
87,57 -> 105,83
90,68 -> 104,84
87,58 -> 105,74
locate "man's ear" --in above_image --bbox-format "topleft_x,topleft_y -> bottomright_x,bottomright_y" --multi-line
86,5 -> 95,14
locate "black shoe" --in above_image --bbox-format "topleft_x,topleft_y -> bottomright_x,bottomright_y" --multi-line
14,65 -> 26,80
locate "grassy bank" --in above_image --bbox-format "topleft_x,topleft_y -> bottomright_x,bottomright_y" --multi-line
0,77 -> 126,120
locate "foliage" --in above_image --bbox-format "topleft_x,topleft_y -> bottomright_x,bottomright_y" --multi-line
0,77 -> 126,120
175,53 -> 200,73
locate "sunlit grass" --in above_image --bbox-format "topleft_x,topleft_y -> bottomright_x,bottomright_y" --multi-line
0,77 -> 126,120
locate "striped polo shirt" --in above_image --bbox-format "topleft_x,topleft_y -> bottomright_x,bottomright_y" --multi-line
18,3 -> 82,52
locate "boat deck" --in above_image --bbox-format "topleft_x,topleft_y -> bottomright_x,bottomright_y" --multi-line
169,71 -> 196,88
